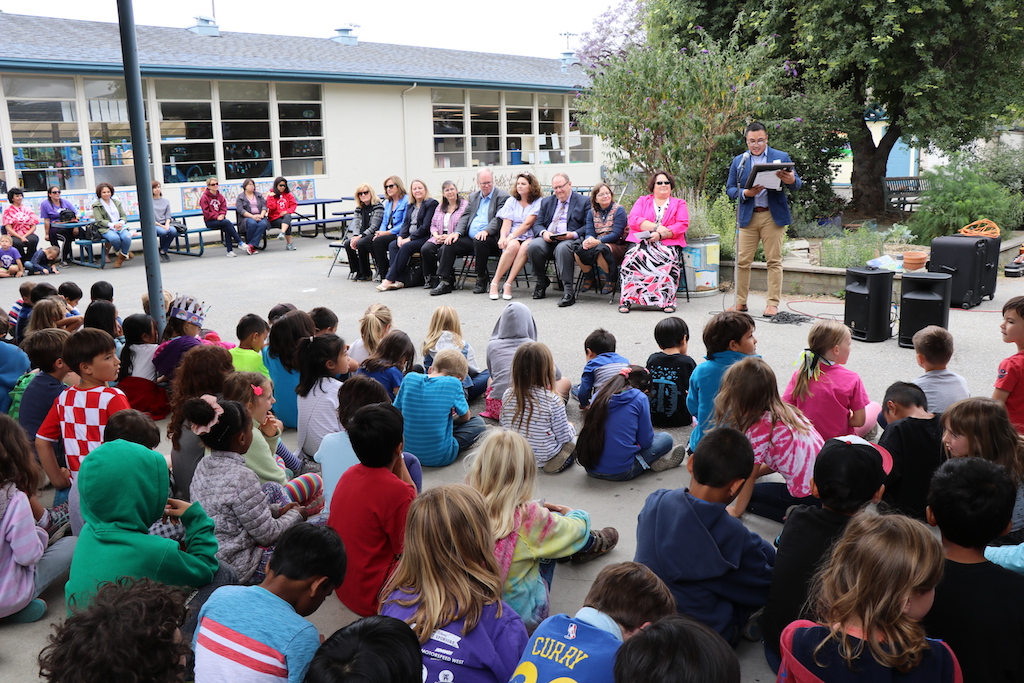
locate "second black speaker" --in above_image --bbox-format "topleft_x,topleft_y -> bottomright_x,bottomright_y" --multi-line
898,272 -> 952,348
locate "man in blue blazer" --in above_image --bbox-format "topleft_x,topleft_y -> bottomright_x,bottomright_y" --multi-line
526,173 -> 590,307
726,122 -> 801,318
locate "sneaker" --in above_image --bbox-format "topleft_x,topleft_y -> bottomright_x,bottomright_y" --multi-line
2,599 -> 47,624
542,447 -> 575,474
276,231 -> 287,240
570,527 -> 619,564
246,244 -> 258,255
742,608 -> 764,642
226,250 -> 237,257
159,252 -> 170,263
286,243 -> 297,251
650,445 -> 687,472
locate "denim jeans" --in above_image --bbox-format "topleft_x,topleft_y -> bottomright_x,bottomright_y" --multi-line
154,224 -> 176,252
242,217 -> 270,248
468,370 -> 490,401
103,227 -> 133,255
586,431 -> 674,481
454,416 -> 487,452
205,219 -> 240,252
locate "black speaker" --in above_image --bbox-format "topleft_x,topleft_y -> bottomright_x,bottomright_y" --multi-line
845,267 -> 894,343
898,272 -> 952,348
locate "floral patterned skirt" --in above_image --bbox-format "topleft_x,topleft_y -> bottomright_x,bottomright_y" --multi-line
619,242 -> 682,309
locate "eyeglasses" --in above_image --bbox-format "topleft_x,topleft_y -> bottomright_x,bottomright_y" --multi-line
479,181 -> 493,187
50,190 -> 60,194
655,181 -> 672,186
384,184 -> 396,189
552,184 -> 569,191
277,183 -> 287,187
747,138 -> 767,145
358,190 -> 371,196
209,182 -> 219,186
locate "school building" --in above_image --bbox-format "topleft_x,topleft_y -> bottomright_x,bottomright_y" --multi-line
0,13 -> 604,213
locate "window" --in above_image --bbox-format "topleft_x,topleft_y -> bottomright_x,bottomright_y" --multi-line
4,76 -> 84,190
86,78 -> 147,187
430,88 -> 581,169
157,80 -> 215,183
221,81 -> 272,180
277,83 -> 324,176
568,106 -> 594,163
432,88 -> 465,169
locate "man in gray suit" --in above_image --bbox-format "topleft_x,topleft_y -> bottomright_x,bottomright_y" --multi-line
526,173 -> 590,307
425,168 -> 510,296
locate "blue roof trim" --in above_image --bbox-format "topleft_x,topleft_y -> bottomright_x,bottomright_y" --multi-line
0,58 -> 584,93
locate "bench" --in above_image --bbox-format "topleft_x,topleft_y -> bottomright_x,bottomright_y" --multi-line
884,176 -> 930,215
73,212 -> 211,267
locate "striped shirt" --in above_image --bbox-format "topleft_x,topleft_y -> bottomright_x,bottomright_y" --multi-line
193,585 -> 320,683
500,387 -> 576,463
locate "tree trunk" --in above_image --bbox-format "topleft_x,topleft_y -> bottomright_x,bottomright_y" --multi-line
848,117 -> 902,216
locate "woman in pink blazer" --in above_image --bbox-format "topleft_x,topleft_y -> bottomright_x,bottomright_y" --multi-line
618,170 -> 689,313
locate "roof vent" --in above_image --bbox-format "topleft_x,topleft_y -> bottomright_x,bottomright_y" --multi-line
188,16 -> 220,37
559,51 -> 579,73
331,27 -> 359,46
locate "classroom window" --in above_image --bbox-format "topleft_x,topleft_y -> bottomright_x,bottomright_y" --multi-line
221,94 -> 273,180
6,94 -> 85,191
86,78 -> 149,187
277,83 -> 325,176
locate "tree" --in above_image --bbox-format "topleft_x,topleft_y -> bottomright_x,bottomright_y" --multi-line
576,27 -> 782,194
648,0 -> 1024,215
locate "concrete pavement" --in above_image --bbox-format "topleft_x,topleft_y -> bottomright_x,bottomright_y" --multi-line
1,239 -> 1019,682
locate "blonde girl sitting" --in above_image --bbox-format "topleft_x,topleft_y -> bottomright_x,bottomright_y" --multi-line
466,430 -> 618,632
380,485 -> 528,682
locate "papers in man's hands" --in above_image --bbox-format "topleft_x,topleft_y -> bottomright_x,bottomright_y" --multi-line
744,163 -> 796,190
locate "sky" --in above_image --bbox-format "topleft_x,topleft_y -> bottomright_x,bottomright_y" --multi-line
2,1 -> 613,59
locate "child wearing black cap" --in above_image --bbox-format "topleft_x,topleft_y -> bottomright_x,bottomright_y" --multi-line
759,435 -> 891,672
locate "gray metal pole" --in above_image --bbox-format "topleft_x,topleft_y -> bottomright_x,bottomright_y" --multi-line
116,0 -> 166,334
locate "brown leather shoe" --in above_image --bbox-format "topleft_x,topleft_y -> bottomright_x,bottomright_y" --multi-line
113,253 -> 125,268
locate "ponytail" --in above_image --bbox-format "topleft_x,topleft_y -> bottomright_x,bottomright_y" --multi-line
792,320 -> 850,401
296,334 -> 345,397
575,366 -> 651,469
181,396 -> 248,452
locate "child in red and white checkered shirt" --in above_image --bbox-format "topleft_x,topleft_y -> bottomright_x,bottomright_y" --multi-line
35,328 -> 130,501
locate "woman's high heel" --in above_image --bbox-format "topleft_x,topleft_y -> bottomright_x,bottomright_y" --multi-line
489,282 -> 499,300
502,283 -> 513,301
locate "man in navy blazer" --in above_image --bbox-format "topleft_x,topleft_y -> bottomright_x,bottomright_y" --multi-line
526,173 -> 590,307
726,122 -> 801,318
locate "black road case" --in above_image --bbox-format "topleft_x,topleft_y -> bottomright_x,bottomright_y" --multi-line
927,235 -> 999,309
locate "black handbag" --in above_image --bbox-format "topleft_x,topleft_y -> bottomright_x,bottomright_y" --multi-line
170,220 -> 188,235
58,208 -> 77,222
79,223 -> 101,241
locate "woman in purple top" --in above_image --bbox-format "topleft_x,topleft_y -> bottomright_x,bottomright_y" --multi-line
381,485 -> 528,683
38,185 -> 79,264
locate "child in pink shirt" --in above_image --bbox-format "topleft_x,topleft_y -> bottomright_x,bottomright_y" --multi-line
783,319 -> 879,441
713,357 -> 824,522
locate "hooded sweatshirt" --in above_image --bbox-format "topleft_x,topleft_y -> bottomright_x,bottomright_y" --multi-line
686,350 -> 755,451
486,303 -> 562,399
586,387 -> 655,476
65,439 -> 219,611
634,487 -> 775,644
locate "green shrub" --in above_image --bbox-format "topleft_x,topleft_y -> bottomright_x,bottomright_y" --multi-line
707,192 -> 736,259
910,165 -> 1014,241
819,227 -> 886,269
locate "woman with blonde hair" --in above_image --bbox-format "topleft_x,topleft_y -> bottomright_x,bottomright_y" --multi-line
381,485 -> 528,682
349,303 -> 392,366
379,179 -> 438,291
466,430 -> 617,632
345,182 -> 384,280
489,173 -> 543,301
369,175 -> 408,280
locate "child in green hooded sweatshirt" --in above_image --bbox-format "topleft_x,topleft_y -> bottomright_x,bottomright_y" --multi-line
65,435 -> 223,634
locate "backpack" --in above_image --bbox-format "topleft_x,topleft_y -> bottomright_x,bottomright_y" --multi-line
7,370 -> 37,421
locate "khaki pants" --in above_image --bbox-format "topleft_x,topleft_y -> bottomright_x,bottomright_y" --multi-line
736,209 -> 786,308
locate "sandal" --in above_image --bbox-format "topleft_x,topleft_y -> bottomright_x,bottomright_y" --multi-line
663,306 -> 676,314
618,303 -> 631,314
601,279 -> 616,295
579,272 -> 597,293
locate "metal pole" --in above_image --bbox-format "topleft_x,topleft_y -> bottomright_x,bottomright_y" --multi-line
116,0 -> 166,334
